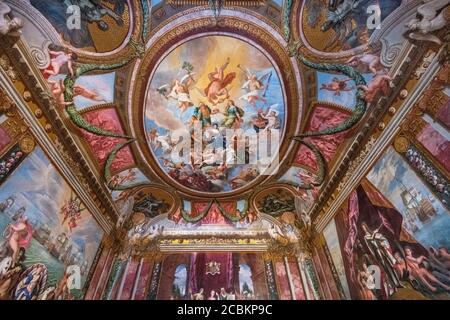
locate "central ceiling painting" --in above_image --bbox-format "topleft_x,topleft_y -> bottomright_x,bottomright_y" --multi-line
144,36 -> 286,193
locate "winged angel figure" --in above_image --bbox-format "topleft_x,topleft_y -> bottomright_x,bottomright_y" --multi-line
238,65 -> 272,107
158,63 -> 197,114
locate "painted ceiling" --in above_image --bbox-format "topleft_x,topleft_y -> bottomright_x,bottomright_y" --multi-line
2,0 -> 447,239
1,0 -> 450,302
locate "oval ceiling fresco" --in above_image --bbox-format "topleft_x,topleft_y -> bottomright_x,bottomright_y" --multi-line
300,0 -> 402,52
144,36 -> 286,194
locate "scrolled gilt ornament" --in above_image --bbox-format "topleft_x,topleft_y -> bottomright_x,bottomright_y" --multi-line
394,135 -> 410,154
19,135 -> 35,154
414,51 -> 437,79
266,241 -> 298,260
121,213 -> 164,258
0,54 -> 18,82
0,87 -> 15,114
335,136 -> 377,194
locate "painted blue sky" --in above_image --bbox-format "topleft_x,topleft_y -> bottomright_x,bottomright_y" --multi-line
0,147 -> 103,262
367,146 -> 450,248
237,199 -> 247,212
239,264 -> 254,293
323,219 -> 351,299
173,264 -> 187,296
50,72 -> 115,110
317,72 -> 373,109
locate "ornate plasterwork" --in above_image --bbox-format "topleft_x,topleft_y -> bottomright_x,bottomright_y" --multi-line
0,59 -> 35,163
167,0 -> 267,5
126,235 -> 304,257
414,51 -> 437,79
5,0 -> 59,68
117,211 -> 306,257
159,237 -> 271,252
0,53 -> 18,81
150,4 -> 282,37
334,135 -> 377,196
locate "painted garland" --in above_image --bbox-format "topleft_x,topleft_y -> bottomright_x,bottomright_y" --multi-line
180,199 -> 249,223
286,48 -> 368,196
283,0 -> 293,41
289,139 -> 327,190
140,0 -> 151,40
63,59 -> 136,139
180,200 -> 214,223
292,56 -> 367,138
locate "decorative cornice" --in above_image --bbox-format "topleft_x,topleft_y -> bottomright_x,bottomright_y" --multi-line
159,236 -> 270,252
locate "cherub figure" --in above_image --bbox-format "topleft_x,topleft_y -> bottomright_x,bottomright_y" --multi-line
358,74 -> 392,103
320,77 -> 355,96
238,65 -> 271,106
43,49 -> 77,78
147,129 -> 175,154
259,104 -> 280,132
347,53 -> 385,75
48,79 -> 71,107
110,169 -> 136,189
158,73 -> 196,114
73,85 -> 107,103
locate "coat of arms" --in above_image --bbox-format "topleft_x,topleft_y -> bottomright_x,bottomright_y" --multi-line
205,261 -> 221,275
